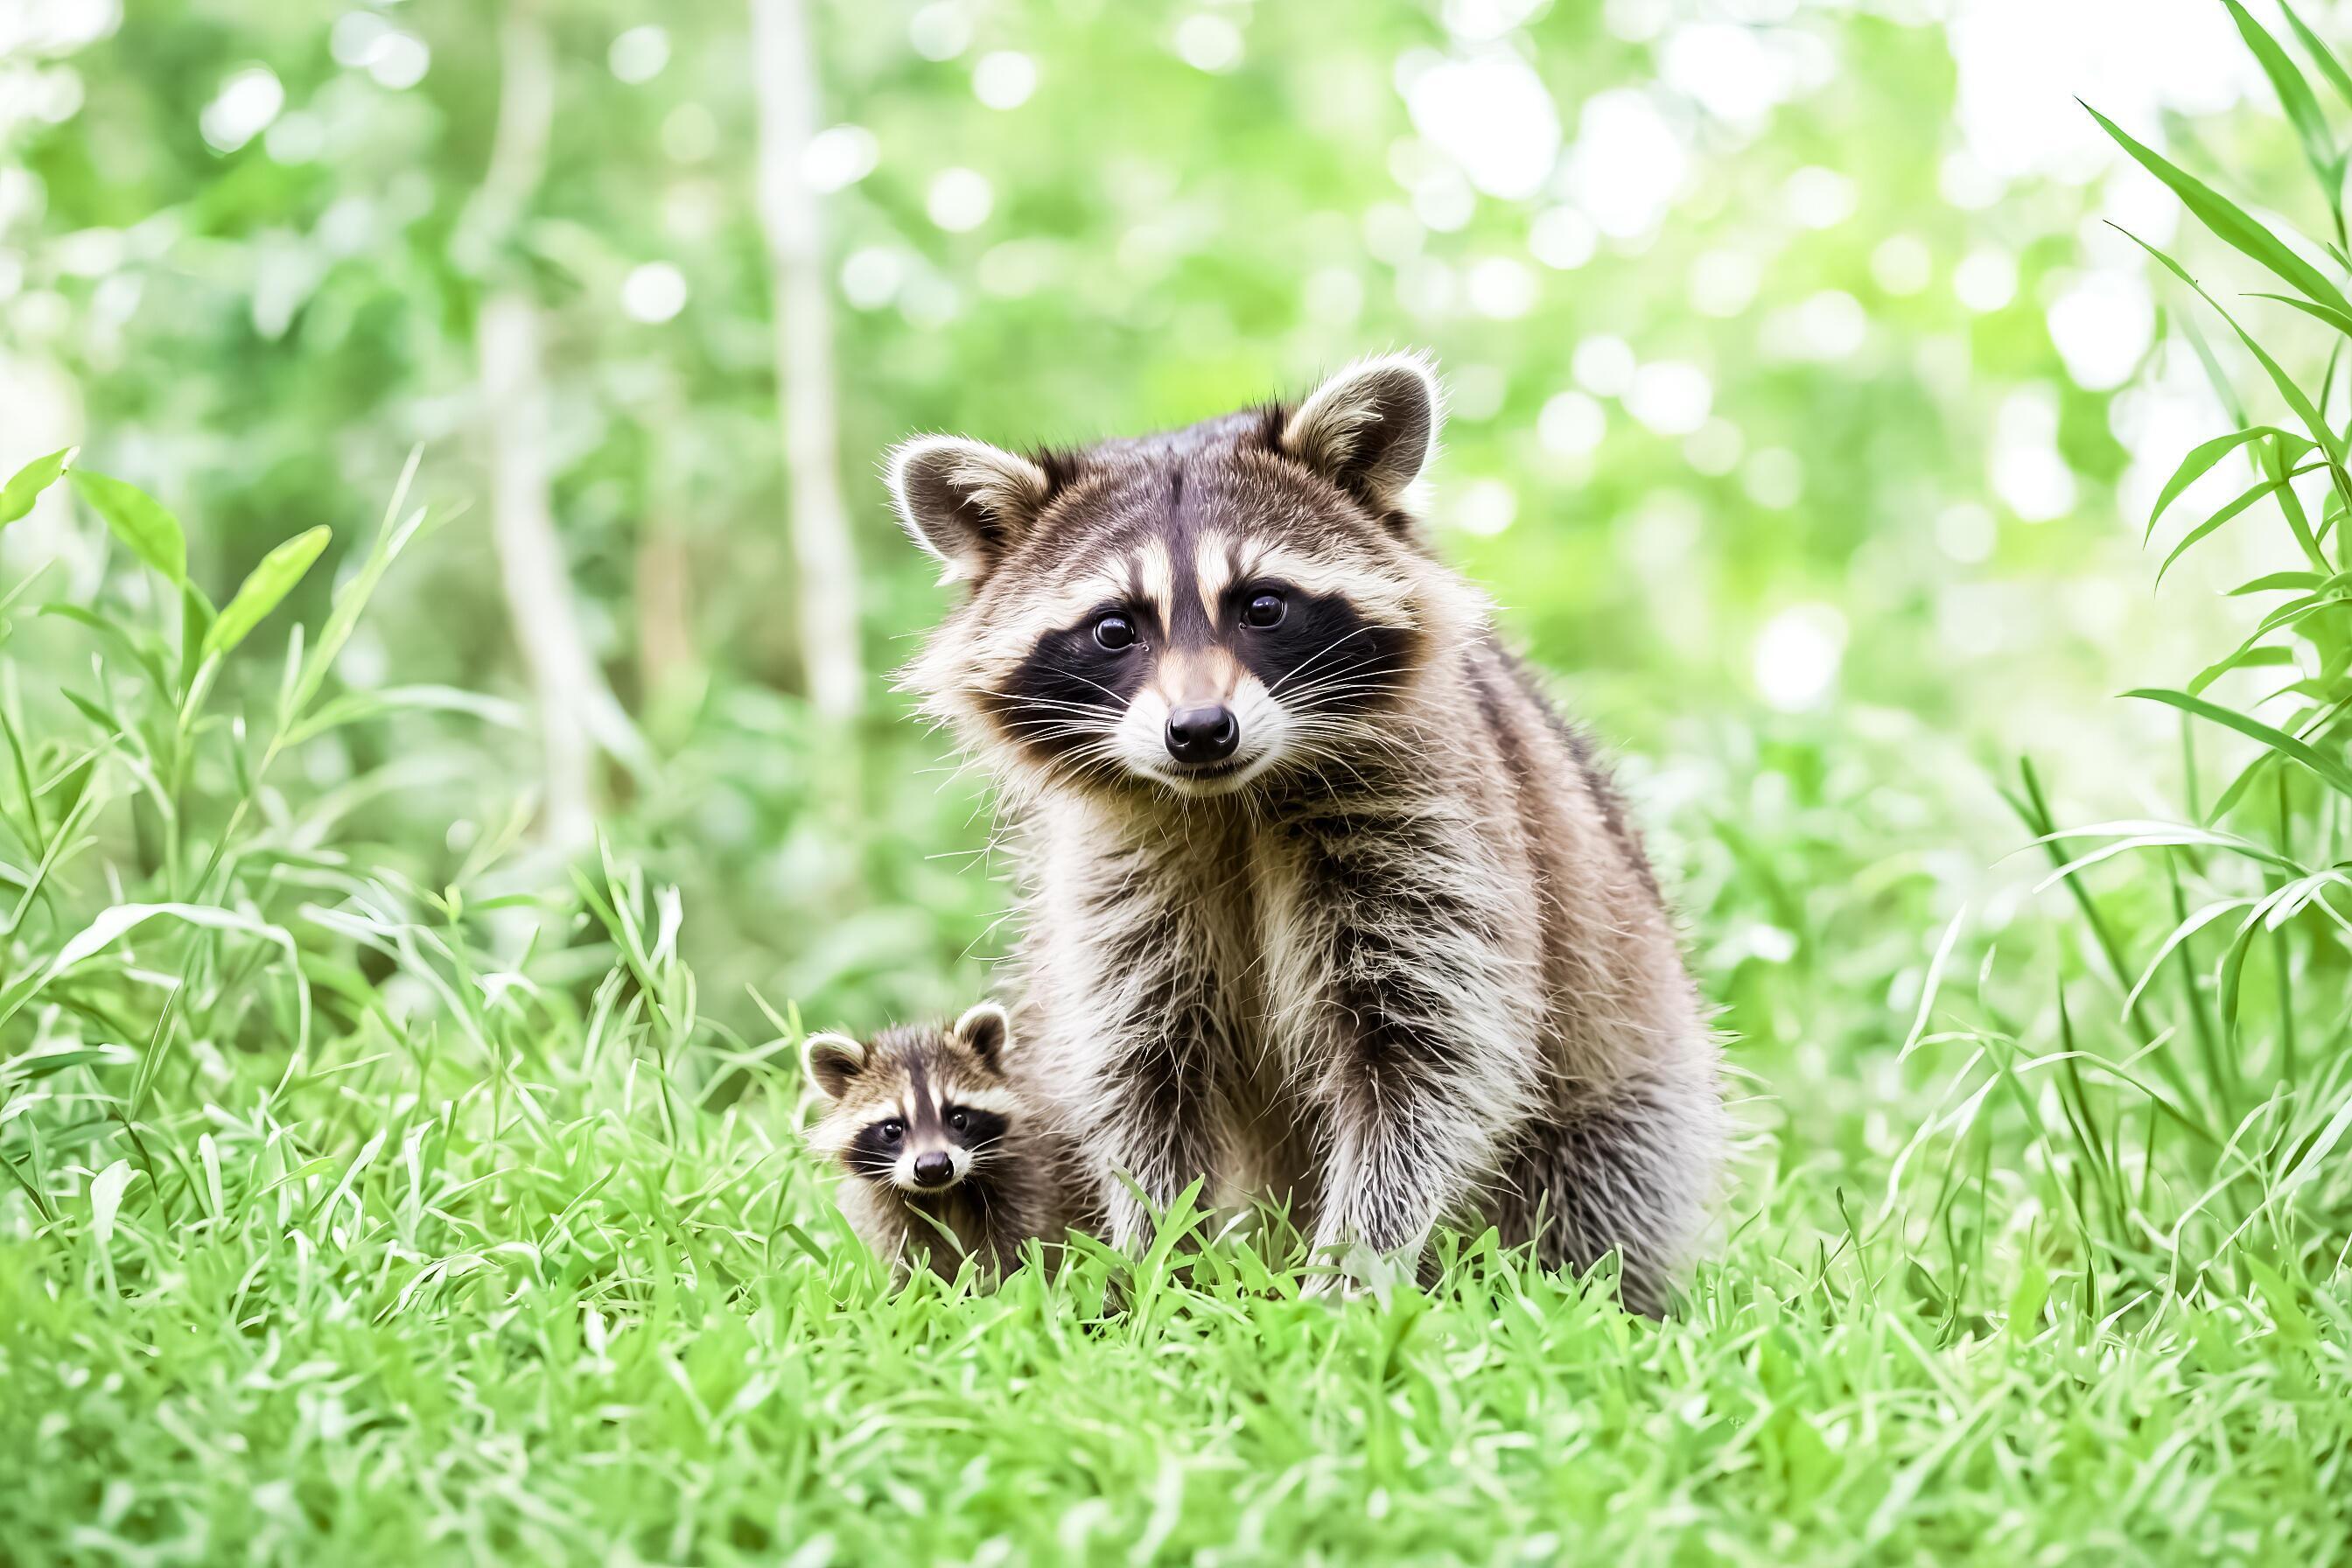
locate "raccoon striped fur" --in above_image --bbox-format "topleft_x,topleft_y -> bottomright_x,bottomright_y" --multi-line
802,1004 -> 1077,1285
885,353 -> 1726,1312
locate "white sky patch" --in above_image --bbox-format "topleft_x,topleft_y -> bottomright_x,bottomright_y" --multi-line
1304,267 -> 1363,323
974,51 -> 1037,109
1953,248 -> 2017,312
1558,89 -> 1687,240
2046,270 -> 2153,390
2110,340 -> 2249,532
1400,49 -> 1561,200
1870,234 -> 1932,295
928,168 -> 994,232
1761,290 -> 1866,362
1992,385 -> 2076,522
908,3 -> 972,61
1466,256 -> 1537,318
1529,206 -> 1596,270
1689,248 -> 1760,318
1452,364 -> 1508,422
1626,360 -> 1712,437
1752,605 -> 1848,712
200,65 -> 282,154
608,25 -> 668,85
1539,390 -> 1606,458
1783,165 -> 1856,228
1658,22 -> 1796,126
1948,0 -> 2255,186
1174,14 -> 1245,74
620,262 -> 688,324
1936,501 -> 1998,564
1572,334 -> 1635,398
366,31 -> 429,90
802,125 -> 878,192
1744,447 -> 1804,509
1452,478 -> 1518,536
1442,0 -> 1547,42
1684,418 -> 1743,476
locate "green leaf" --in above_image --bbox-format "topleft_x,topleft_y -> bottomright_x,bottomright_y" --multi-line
2146,427 -> 2299,540
2226,570 -> 2328,595
2127,687 -> 2352,800
2225,3 -> 2341,214
0,446 -> 75,528
204,526 -> 330,660
2249,290 -> 2352,338
2188,642 -> 2297,696
2280,1 -> 2352,117
2156,463 -> 2324,584
70,470 -> 188,585
2084,102 -> 2352,320
2113,227 -> 2345,466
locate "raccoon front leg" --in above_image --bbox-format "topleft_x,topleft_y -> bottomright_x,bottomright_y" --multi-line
1062,1000 -> 1234,1252
1298,903 -> 1540,1284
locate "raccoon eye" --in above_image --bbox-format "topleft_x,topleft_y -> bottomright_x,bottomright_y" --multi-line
948,1109 -> 969,1132
1092,612 -> 1138,651
878,1119 -> 905,1143
1242,592 -> 1287,629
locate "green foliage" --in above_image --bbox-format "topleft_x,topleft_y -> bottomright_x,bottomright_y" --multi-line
4,2 -> 2352,1562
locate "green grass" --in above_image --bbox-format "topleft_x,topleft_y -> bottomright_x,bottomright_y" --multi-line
10,16 -> 2352,1557
4,987 -> 2347,1566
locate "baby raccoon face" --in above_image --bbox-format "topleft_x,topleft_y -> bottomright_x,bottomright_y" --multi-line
802,1004 -> 1018,1195
890,355 -> 1462,801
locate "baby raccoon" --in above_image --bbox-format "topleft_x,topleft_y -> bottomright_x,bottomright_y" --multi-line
801,1003 -> 1070,1284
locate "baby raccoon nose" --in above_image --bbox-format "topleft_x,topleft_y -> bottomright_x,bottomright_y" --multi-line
1165,704 -> 1238,764
912,1151 -> 954,1186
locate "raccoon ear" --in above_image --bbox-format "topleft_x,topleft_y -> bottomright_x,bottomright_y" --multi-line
953,1001 -> 1012,1070
1281,351 -> 1444,508
801,1032 -> 866,1100
886,435 -> 1054,584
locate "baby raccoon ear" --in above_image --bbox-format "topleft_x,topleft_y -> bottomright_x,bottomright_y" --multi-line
886,435 -> 1054,585
801,1032 -> 866,1100
1281,351 -> 1444,508
953,1001 -> 1012,1071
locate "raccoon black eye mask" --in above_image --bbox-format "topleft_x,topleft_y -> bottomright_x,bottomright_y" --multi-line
886,353 -> 1725,1312
802,1004 -> 1079,1286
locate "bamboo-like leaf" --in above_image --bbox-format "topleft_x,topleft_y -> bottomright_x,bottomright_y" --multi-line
2128,686 -> 2352,800
70,471 -> 188,585
2085,102 -> 2352,319
2114,226 -> 2345,466
2146,427 -> 2299,539
2188,642 -> 2299,696
0,447 -> 75,528
2226,570 -> 2329,595
2281,0 -> 2352,116
2249,290 -> 2352,337
2157,463 -> 2324,582
204,526 -> 331,660
2226,3 -> 2341,214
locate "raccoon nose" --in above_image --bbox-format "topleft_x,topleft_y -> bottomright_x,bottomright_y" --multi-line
912,1151 -> 954,1186
1165,704 -> 1239,764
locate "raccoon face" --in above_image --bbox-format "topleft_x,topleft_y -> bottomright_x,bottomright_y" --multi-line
802,1004 -> 1018,1194
890,354 -> 1471,801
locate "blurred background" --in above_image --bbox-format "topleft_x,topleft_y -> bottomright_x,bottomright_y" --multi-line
0,0 -> 2314,1076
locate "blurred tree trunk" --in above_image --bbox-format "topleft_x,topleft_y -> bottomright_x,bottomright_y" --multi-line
466,0 -> 647,850
748,0 -> 865,724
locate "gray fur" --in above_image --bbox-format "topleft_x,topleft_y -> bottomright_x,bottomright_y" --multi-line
887,354 -> 1726,1311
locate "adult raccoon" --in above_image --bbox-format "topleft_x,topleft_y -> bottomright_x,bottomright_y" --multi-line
886,354 -> 1724,1311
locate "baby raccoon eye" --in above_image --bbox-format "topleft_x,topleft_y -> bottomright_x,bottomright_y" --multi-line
948,1109 -> 969,1132
878,1119 -> 905,1143
1242,592 -> 1287,629
1092,612 -> 1138,651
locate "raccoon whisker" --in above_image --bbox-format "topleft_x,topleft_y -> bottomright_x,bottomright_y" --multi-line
1265,624 -> 1381,698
